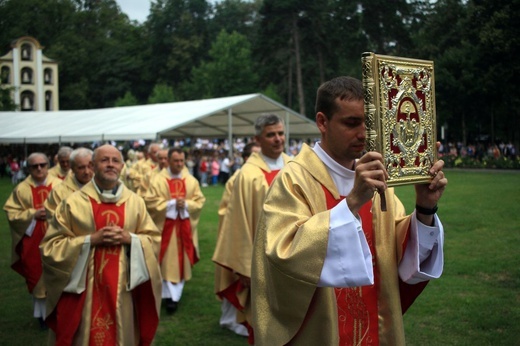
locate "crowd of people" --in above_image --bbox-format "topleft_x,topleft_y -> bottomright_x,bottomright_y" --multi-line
3,76 -> 449,345
439,141 -> 517,161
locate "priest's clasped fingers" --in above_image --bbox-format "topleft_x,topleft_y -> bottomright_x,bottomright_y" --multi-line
34,208 -> 47,221
92,226 -> 131,246
176,198 -> 186,210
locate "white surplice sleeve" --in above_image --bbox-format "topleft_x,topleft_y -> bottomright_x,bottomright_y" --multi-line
398,212 -> 444,284
25,219 -> 36,236
126,233 -> 150,290
166,199 -> 189,219
318,201 -> 374,288
63,238 -> 90,294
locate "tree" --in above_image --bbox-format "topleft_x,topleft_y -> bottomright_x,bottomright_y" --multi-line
148,83 -> 177,104
359,0 -> 415,55
255,0 -> 314,116
411,0 -> 472,143
145,0 -> 211,91
0,85 -> 17,111
411,0 -> 520,146
465,0 -> 520,144
66,0 -> 147,109
0,0 -> 77,54
182,30 -> 259,99
115,91 -> 139,107
209,0 -> 261,44
261,83 -> 283,104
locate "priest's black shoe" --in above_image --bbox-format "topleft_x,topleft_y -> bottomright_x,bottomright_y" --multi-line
165,299 -> 178,315
38,317 -> 48,330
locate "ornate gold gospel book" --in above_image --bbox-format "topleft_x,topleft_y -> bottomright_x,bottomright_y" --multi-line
362,52 -> 437,187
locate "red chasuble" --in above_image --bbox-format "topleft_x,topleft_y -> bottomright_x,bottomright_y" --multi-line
323,186 -> 379,346
12,184 -> 52,293
160,178 -> 198,279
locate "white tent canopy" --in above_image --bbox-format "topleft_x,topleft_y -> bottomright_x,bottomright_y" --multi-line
0,94 -> 320,145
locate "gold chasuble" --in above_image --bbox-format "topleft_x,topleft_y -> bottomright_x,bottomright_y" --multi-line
251,144 -> 428,346
130,158 -> 157,194
41,182 -> 162,346
48,165 -> 69,180
44,173 -> 80,219
3,175 -> 59,298
145,169 -> 205,284
212,152 -> 290,343
212,170 -> 250,327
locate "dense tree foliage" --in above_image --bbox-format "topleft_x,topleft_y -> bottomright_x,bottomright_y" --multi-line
182,30 -> 259,99
148,83 -> 177,103
0,85 -> 16,111
115,91 -> 138,107
0,0 -> 518,145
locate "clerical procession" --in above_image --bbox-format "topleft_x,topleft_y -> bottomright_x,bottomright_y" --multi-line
3,80 -> 449,345
2,0 -> 519,344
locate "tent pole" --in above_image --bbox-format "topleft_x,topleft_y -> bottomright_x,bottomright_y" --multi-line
228,108 -> 233,158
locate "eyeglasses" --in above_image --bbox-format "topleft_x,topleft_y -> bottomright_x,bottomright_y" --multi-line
30,163 -> 48,169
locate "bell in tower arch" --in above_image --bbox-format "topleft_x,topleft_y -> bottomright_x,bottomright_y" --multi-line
22,95 -> 33,110
22,70 -> 30,83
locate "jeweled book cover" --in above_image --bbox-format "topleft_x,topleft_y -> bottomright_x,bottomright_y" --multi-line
362,52 -> 437,187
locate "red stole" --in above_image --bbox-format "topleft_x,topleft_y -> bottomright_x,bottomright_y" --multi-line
89,199 -> 126,345
261,169 -> 280,186
160,178 -> 198,280
12,184 -> 52,293
323,186 -> 379,346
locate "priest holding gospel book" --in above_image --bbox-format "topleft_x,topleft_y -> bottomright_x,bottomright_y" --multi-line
251,76 -> 447,345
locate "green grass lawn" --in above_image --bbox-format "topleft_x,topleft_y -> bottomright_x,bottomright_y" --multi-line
1,169 -> 519,345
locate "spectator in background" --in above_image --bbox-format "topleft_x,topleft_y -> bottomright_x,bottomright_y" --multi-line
219,151 -> 233,185
199,156 -> 209,187
0,156 -> 7,178
211,154 -> 220,186
10,158 -> 20,185
185,153 -> 195,176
